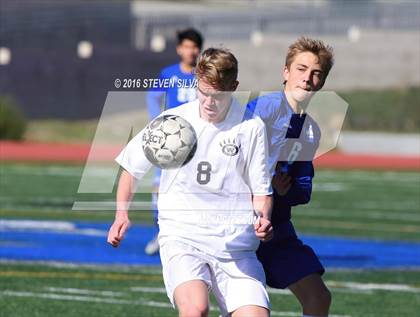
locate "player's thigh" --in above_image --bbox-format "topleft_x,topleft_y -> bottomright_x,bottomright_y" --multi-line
212,255 -> 270,315
174,279 -> 209,315
160,240 -> 212,307
288,273 -> 331,306
231,305 -> 269,317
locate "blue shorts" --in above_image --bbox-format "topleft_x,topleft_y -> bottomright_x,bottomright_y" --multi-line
256,221 -> 324,289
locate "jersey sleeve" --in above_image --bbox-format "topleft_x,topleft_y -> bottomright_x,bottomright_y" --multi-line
246,95 -> 277,125
115,128 -> 153,180
245,121 -> 273,196
280,161 -> 314,206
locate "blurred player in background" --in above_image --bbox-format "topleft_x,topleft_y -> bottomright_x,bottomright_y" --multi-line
108,48 -> 273,317
248,37 -> 334,317
145,28 -> 203,255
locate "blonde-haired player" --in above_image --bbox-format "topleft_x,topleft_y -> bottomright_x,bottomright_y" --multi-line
248,37 -> 334,317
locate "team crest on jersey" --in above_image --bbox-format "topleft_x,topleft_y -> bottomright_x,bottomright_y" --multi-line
220,138 -> 240,156
306,124 -> 315,142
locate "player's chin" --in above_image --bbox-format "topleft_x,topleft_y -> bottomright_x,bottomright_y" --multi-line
293,89 -> 313,102
186,57 -> 196,65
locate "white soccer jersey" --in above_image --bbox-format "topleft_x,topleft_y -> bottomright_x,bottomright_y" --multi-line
116,98 -> 272,259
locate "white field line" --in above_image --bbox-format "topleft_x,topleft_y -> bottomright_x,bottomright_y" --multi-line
297,208 -> 420,222
2,166 -> 84,177
0,259 -> 163,274
316,171 -> 419,182
293,218 -> 420,233
349,201 -> 419,212
2,260 -> 419,295
131,285 -> 373,296
72,201 -> 152,211
0,219 -> 107,237
305,200 -> 419,214
0,196 -> 76,204
267,286 -> 373,295
130,286 -> 166,293
327,281 -> 420,293
130,279 -> 420,295
312,183 -> 346,192
44,287 -> 126,297
2,217 -> 419,236
130,286 -> 298,296
0,290 -> 172,308
325,288 -> 373,294
2,165 -> 128,178
0,289 -> 351,317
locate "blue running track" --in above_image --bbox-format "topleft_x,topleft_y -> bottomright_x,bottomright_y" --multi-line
1,221 -> 419,268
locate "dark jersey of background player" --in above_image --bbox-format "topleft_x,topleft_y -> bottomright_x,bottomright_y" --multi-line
144,28 -> 203,256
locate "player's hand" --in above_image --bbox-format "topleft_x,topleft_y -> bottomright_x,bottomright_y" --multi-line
254,216 -> 273,242
107,213 -> 131,248
272,172 -> 292,196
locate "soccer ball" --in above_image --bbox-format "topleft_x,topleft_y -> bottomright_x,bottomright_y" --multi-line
142,114 -> 197,169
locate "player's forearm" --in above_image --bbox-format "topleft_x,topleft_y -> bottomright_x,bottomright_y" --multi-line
282,175 -> 313,206
115,170 -> 137,219
252,195 -> 273,221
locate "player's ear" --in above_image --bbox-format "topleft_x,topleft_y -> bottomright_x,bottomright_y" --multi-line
176,44 -> 182,56
283,65 -> 290,82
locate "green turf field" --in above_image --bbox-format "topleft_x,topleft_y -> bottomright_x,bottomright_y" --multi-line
1,163 -> 419,316
1,163 -> 419,241
0,262 -> 419,317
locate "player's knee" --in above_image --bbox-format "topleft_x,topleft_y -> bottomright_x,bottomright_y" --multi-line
318,287 -> 332,309
178,303 -> 209,317
303,287 -> 332,311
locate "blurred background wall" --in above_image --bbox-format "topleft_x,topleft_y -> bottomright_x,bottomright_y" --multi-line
1,0 -> 419,119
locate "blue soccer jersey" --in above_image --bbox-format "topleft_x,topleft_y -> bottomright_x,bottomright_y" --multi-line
247,91 -> 321,229
146,63 -> 197,119
247,91 -> 325,289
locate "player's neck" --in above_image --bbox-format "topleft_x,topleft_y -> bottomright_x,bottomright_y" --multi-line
284,90 -> 306,116
180,61 -> 194,74
284,90 -> 300,114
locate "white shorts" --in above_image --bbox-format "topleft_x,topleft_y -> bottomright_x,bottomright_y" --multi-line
159,240 -> 270,316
